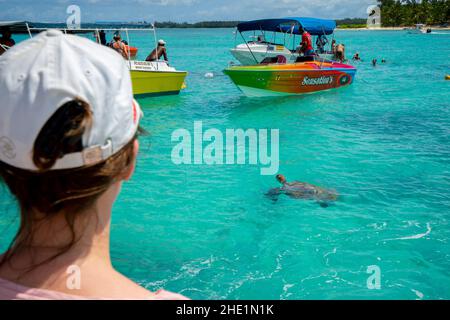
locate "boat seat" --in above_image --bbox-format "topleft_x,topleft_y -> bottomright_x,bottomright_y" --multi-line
259,55 -> 287,65
260,57 -> 279,64
276,55 -> 287,64
295,56 -> 316,63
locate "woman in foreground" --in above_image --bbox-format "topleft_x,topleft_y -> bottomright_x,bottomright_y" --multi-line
0,30 -> 187,300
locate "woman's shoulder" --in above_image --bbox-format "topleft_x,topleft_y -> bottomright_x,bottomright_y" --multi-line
0,277 -> 189,300
151,289 -> 189,300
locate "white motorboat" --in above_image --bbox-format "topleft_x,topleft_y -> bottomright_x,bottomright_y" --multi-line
1,22 -> 188,98
230,17 -> 337,65
406,24 -> 432,34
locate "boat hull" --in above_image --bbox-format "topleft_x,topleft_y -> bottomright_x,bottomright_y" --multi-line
131,70 -> 187,97
129,60 -> 188,98
224,62 -> 356,97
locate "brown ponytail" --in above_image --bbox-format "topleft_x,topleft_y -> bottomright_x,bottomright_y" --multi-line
33,99 -> 92,171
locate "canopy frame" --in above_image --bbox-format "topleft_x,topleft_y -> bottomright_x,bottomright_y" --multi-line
237,17 -> 336,36
2,22 -> 164,66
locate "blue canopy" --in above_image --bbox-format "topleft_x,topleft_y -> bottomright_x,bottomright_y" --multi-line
236,17 -> 336,36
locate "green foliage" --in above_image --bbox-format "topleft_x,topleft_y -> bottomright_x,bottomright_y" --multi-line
377,0 -> 450,26
154,21 -> 241,28
338,24 -> 368,29
156,19 -> 371,29
336,18 -> 367,25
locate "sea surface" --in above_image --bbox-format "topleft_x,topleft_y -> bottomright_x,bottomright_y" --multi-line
1,28 -> 450,299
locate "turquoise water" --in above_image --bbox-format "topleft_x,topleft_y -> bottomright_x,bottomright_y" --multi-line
1,29 -> 450,299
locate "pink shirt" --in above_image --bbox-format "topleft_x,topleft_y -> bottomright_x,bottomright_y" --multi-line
0,278 -> 189,300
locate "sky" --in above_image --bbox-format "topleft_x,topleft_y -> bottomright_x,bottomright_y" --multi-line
0,0 -> 378,23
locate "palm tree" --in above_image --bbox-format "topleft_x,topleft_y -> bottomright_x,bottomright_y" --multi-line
377,0 -> 450,26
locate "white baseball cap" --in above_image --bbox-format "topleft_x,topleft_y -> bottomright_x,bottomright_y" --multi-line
158,39 -> 166,45
0,29 -> 143,171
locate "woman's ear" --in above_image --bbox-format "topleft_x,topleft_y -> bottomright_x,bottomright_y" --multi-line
124,139 -> 139,181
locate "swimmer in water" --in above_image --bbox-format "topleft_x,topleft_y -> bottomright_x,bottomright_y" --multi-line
352,52 -> 361,61
266,174 -> 338,207
372,58 -> 378,67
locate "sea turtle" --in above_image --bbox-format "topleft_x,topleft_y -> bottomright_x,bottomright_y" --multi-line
266,174 -> 338,207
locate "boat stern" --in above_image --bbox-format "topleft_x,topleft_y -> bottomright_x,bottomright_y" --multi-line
129,61 -> 188,98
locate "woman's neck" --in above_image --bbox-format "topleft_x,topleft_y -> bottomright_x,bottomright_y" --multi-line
0,182 -> 122,286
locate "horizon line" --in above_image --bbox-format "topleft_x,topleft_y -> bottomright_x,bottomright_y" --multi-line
16,17 -> 367,25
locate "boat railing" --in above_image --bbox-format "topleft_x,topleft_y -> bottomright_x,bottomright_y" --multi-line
258,54 -> 330,66
28,27 -> 156,33
27,25 -> 164,71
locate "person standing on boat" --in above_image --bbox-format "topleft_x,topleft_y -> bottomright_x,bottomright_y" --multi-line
94,30 -> 107,46
335,43 -> 345,62
145,40 -> 168,62
316,35 -> 328,54
109,32 -> 128,59
99,30 -> 107,46
0,28 -> 15,56
331,39 -> 337,55
298,29 -> 314,56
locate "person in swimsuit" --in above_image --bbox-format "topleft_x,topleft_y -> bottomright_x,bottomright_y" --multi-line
335,44 -> 345,62
266,174 -> 338,207
110,32 -> 128,59
352,52 -> 361,61
145,39 -> 168,62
